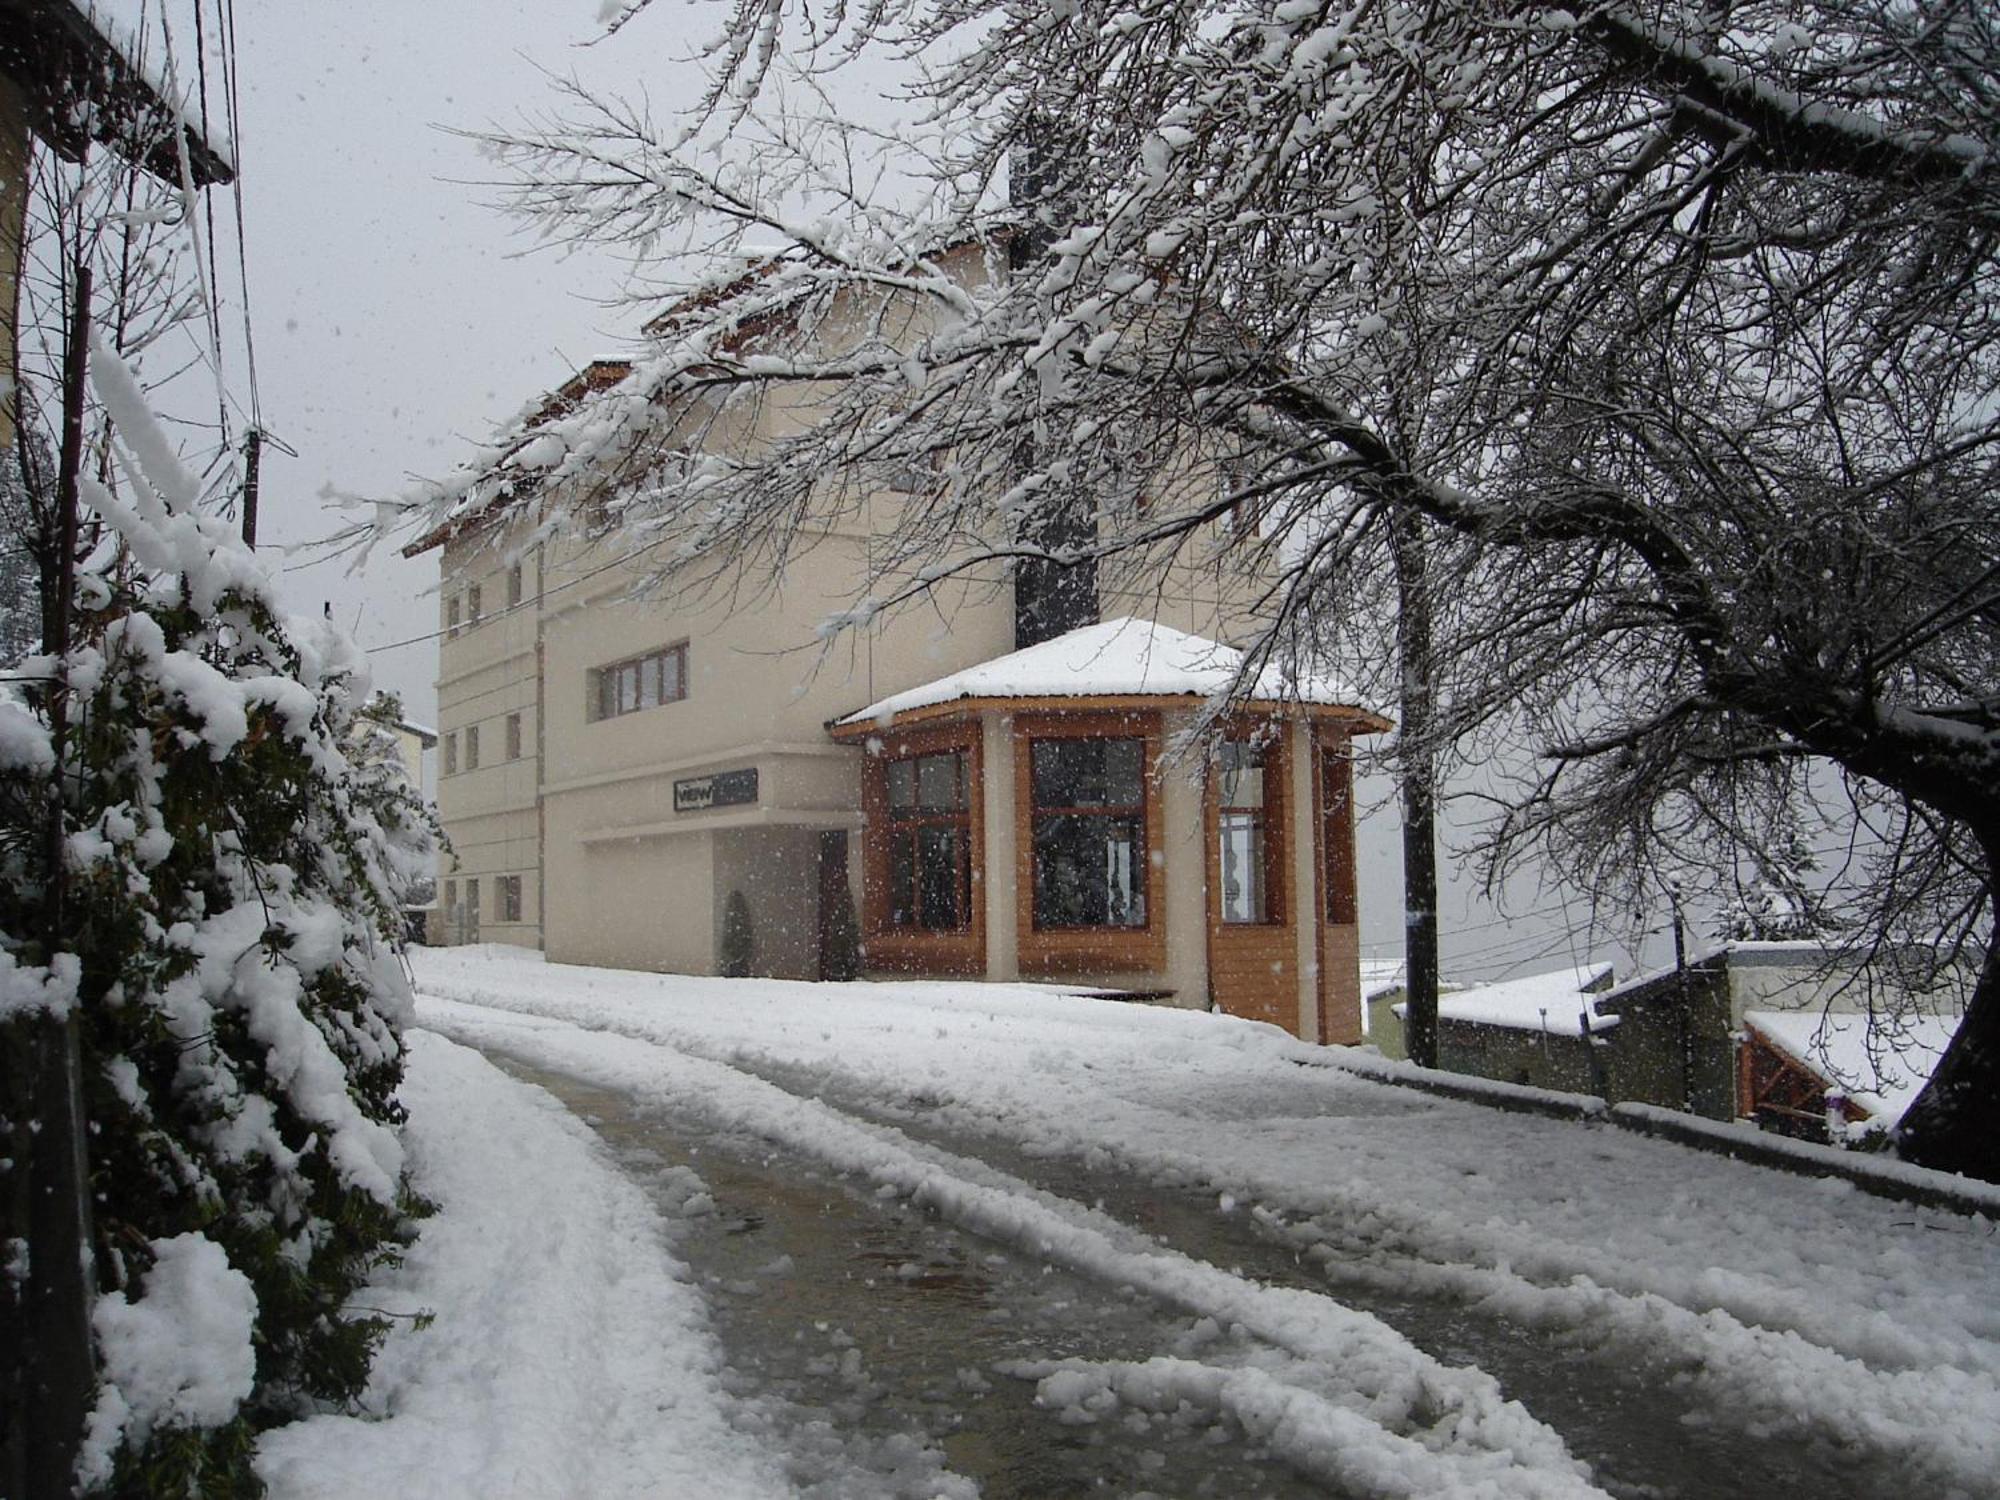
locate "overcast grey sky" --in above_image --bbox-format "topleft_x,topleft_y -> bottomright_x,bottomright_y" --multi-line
226,1 -> 691,715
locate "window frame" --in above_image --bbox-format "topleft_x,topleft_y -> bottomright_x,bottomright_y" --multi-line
442,730 -> 457,775
466,583 -> 482,626
589,642 -> 689,722
860,723 -> 984,974
1318,742 -> 1357,926
506,563 -> 523,608
1012,710 -> 1166,978
1028,735 -> 1149,933
464,723 -> 480,771
882,748 -> 973,934
505,712 -> 523,762
498,874 -> 523,923
445,595 -> 461,639
1217,736 -> 1282,926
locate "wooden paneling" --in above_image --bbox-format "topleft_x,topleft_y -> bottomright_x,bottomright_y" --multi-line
1313,730 -> 1363,1044
1015,710 -> 1169,977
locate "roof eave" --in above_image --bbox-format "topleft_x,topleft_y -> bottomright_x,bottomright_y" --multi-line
1,0 -> 234,186
828,692 -> 1393,739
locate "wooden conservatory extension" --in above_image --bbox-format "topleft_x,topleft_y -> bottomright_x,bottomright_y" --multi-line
829,619 -> 1390,1041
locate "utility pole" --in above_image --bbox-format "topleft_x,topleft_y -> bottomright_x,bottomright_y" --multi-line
3,259 -> 99,1500
240,426 -> 262,545
1393,509 -> 1440,1068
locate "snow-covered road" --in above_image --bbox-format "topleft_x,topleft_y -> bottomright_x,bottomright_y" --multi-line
260,947 -> 2000,1499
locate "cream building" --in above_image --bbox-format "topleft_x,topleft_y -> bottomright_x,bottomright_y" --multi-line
413,291 -> 1388,1042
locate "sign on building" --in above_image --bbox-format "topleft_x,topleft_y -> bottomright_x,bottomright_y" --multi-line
674,767 -> 759,813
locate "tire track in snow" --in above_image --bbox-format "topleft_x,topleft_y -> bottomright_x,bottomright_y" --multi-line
741,1054 -> 2000,1500
416,995 -> 1609,1500
408,967 -> 2000,1498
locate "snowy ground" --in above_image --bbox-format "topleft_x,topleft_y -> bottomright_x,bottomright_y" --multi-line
259,947 -> 2000,1499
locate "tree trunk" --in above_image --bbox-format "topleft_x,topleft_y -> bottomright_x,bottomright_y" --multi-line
1896,879 -> 2000,1183
2,259 -> 96,1500
1393,512 -> 1439,1068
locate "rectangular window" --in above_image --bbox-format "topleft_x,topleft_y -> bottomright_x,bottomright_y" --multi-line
445,595 -> 461,639
505,713 -> 522,761
466,878 -> 480,923
1031,738 -> 1146,929
499,874 -> 523,922
591,643 -> 688,721
465,724 -> 480,770
1219,739 -> 1275,924
443,878 -> 456,910
507,563 -> 523,607
442,731 -> 457,775
1321,746 -> 1357,925
885,749 -> 970,930
466,583 -> 482,625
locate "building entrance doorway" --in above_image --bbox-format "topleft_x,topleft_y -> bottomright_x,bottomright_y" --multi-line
817,830 -> 855,980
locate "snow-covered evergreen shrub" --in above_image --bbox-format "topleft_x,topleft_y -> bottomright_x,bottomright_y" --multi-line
0,344 -> 433,1496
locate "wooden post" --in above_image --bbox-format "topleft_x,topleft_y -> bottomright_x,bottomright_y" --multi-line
4,258 -> 98,1500
240,426 -> 262,546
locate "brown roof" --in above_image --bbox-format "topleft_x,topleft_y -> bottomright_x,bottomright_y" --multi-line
401,358 -> 634,557
0,0 -> 233,186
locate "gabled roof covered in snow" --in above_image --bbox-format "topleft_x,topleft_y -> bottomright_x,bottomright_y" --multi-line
0,0 -> 234,185
1742,1009 -> 1959,1126
830,617 -> 1390,732
1398,961 -> 1619,1035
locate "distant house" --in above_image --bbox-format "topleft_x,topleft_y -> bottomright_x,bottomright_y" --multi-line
359,693 -> 437,794
1397,962 -> 1617,1093
1402,941 -> 1964,1142
1736,1009 -> 1959,1142
406,255 -> 1391,1040
1598,942 -> 1967,1139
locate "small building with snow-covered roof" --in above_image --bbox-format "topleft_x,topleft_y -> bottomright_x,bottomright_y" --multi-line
1395,962 -> 1617,1094
830,617 -> 1389,1036
1597,941 -> 1971,1135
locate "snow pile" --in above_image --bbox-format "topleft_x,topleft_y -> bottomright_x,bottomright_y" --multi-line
1022,1354 -> 1600,1499
1743,1009 -> 1959,1125
412,988 -> 1601,1497
1395,961 -> 1618,1034
838,616 -> 1378,724
79,1234 -> 258,1489
0,948 -> 81,1021
256,1032 -> 788,1499
404,947 -> 2000,1495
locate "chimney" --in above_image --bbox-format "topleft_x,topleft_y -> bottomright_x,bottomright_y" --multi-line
1009,110 -> 1099,649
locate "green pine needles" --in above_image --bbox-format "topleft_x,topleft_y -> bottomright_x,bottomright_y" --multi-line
0,344 -> 437,1496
